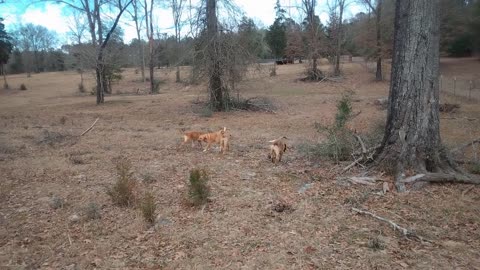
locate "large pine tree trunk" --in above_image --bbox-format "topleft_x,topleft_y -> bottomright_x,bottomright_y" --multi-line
206,0 -> 223,111
373,0 -> 479,190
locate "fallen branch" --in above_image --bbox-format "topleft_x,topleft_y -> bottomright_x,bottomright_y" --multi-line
353,134 -> 367,154
398,173 -> 480,185
352,207 -> 433,243
348,176 -> 377,185
80,118 -> 100,136
352,144 -> 381,156
451,137 -> 480,153
342,157 -> 364,173
441,117 -> 477,121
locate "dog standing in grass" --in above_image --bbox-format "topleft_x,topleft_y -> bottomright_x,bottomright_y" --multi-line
268,137 -> 287,164
182,131 -> 204,148
198,127 -> 229,154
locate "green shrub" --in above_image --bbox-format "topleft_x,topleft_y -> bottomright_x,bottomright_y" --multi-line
140,192 -> 156,225
188,169 -> 210,206
85,202 -> 101,220
108,156 -> 136,207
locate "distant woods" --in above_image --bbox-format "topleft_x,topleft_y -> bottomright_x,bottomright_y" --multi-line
1,0 -> 478,82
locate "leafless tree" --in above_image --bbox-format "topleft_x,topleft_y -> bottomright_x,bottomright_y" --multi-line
328,0 -> 348,76
50,0 -> 132,103
361,0 -> 383,80
301,0 -> 324,80
128,0 -> 146,82
144,0 -> 155,93
171,0 -> 187,83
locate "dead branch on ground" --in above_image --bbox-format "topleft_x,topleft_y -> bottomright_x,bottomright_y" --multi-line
351,207 -> 433,243
80,118 -> 100,136
398,173 -> 480,185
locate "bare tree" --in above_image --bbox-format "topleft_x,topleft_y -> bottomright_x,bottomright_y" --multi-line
206,0 -> 224,110
171,0 -> 186,83
302,0 -> 324,80
128,0 -> 146,82
67,9 -> 88,44
372,0 -> 480,190
51,0 -> 133,103
361,0 -> 383,80
144,0 -> 155,93
328,0 -> 347,76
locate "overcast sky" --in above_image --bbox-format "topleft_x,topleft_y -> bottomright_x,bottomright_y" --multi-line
2,0 -> 365,45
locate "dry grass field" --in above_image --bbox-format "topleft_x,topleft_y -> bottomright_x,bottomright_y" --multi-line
1,58 -> 479,269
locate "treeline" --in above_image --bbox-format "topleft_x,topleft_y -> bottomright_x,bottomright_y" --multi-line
3,0 -> 480,77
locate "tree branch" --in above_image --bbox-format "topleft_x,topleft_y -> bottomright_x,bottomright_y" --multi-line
352,207 -> 433,243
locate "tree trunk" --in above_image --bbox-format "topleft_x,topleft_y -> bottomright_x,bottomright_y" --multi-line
2,64 -> 8,89
176,65 -> 181,83
132,0 -> 146,82
334,0 -> 344,77
372,0 -> 470,191
375,0 -> 383,81
207,0 -> 223,111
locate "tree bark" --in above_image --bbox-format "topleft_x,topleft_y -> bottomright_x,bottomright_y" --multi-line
372,0 -> 466,190
207,0 -> 223,111
145,0 -> 155,93
2,64 -> 8,89
375,0 -> 383,81
132,0 -> 146,82
334,0 -> 345,77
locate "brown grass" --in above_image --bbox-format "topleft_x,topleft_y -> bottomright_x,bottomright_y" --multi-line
0,59 -> 479,269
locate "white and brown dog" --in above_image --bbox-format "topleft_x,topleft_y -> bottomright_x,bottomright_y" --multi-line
268,136 -> 287,164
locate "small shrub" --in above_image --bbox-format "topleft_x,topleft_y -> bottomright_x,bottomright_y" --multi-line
188,168 -> 210,207
367,236 -> 385,251
3,82 -> 9,89
20,83 -> 27,90
60,116 -> 67,125
36,130 -> 75,147
69,155 -> 85,165
108,156 -> 136,207
84,202 -> 101,220
140,172 -> 156,184
78,82 -> 86,93
140,192 -> 156,225
303,93 -> 355,162
151,79 -> 163,94
49,195 -> 65,209
199,106 -> 213,118
469,163 -> 480,175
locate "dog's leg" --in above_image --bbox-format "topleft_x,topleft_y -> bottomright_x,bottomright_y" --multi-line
197,140 -> 203,148
204,142 -> 211,152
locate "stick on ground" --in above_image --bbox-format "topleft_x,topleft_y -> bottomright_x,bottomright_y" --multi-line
351,207 -> 433,243
80,118 -> 100,136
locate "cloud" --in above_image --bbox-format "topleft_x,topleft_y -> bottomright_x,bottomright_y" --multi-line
20,3 -> 69,34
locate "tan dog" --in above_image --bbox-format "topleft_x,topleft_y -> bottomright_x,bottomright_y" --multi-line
268,137 -> 287,164
198,127 -> 228,153
182,131 -> 203,148
220,133 -> 231,154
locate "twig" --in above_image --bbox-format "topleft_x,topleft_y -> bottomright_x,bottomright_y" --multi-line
353,134 -> 367,154
462,185 -> 475,197
80,118 -> 100,136
347,176 -> 376,185
351,207 -> 433,243
342,157 -> 364,173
